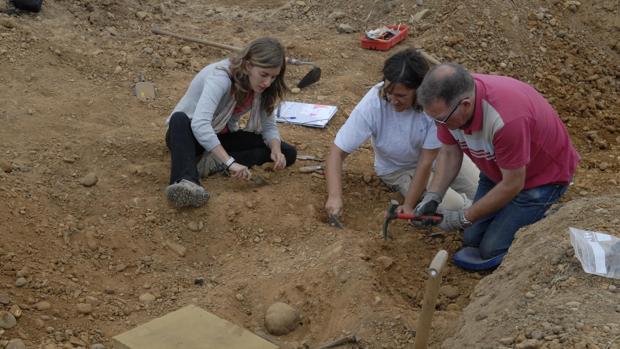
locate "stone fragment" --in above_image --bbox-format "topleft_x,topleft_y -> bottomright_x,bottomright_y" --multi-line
0,311 -> 17,329
187,221 -> 200,231
0,293 -> 10,305
165,240 -> 186,257
134,82 -> 156,101
441,285 -> 460,299
264,302 -> 300,335
0,160 -> 12,173
376,256 -> 394,270
336,24 -> 354,34
85,230 -> 98,250
181,46 -> 192,55
76,303 -> 93,314
8,305 -> 21,318
139,293 -> 155,303
412,9 -> 430,22
35,301 -> 52,311
328,10 -> 346,20
15,278 -> 27,287
499,337 -> 514,345
79,172 -> 98,187
516,339 -> 541,349
6,339 -> 26,349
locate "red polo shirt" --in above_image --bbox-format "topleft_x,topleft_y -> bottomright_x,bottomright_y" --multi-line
437,74 -> 579,189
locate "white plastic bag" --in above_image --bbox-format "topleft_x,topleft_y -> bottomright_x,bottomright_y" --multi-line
569,227 -> 620,279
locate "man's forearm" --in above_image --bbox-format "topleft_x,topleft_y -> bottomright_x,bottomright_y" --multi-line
464,180 -> 521,222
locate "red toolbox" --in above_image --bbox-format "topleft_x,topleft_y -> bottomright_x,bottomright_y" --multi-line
360,24 -> 409,51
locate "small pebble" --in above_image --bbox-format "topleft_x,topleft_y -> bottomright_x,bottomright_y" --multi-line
35,301 -> 51,311
499,337 -> 514,345
0,293 -> 10,305
15,278 -> 27,287
0,311 -> 17,329
79,172 -> 98,187
6,339 -> 26,349
181,46 -> 192,55
0,160 -> 12,173
76,303 -> 93,314
139,293 -> 155,303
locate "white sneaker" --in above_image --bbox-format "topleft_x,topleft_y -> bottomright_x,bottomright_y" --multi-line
165,179 -> 209,208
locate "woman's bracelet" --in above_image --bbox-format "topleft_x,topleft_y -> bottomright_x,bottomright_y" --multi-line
224,156 -> 236,169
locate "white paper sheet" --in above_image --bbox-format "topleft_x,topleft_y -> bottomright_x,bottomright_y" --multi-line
274,101 -> 338,128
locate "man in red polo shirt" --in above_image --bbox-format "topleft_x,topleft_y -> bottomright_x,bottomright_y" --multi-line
414,63 -> 579,270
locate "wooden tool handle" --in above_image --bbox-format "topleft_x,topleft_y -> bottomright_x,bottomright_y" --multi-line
152,26 -> 241,52
412,250 -> 448,349
419,49 -> 441,65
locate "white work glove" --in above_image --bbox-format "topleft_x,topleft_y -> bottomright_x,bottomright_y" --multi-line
414,192 -> 442,215
437,208 -> 468,231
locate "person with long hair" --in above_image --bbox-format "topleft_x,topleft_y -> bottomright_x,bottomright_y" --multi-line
164,37 -> 296,208
324,48 -> 478,221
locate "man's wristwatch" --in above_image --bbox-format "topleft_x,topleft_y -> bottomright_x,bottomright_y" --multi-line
460,211 -> 473,228
224,156 -> 236,169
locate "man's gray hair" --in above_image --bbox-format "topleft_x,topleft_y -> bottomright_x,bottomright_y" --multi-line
417,63 -> 474,108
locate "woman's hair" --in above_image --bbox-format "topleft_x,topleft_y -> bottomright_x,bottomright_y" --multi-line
380,48 -> 430,111
229,37 -> 287,115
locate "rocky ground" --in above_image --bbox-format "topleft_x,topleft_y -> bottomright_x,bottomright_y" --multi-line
0,0 -> 618,348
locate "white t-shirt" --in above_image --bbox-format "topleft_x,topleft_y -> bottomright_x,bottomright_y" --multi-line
334,82 -> 441,176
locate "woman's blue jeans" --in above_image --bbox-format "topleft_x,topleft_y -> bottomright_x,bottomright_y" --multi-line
464,173 -> 569,259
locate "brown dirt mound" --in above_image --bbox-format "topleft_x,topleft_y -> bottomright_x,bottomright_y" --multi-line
443,195 -> 620,349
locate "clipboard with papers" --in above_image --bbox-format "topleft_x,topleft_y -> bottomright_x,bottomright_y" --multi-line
274,101 -> 338,128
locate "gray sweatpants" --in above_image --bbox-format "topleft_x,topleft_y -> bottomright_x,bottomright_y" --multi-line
379,156 -> 479,210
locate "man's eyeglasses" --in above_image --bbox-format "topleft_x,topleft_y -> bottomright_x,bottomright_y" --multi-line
434,97 -> 466,125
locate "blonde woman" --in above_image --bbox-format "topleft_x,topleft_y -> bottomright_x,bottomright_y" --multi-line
164,37 -> 296,208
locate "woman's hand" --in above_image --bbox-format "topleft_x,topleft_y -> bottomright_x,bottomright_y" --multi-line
229,162 -> 251,180
397,204 -> 414,215
271,151 -> 286,170
325,195 -> 343,217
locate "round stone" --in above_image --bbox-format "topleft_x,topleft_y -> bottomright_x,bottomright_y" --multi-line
79,172 -> 98,187
0,311 -> 17,329
264,302 -> 300,335
139,293 -> 155,303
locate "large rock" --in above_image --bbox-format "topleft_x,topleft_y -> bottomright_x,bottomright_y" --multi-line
264,302 -> 300,335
